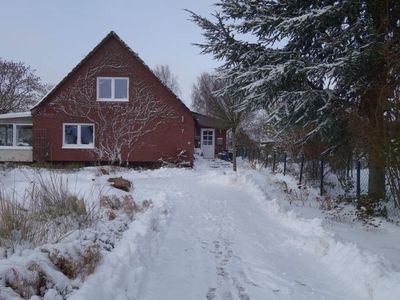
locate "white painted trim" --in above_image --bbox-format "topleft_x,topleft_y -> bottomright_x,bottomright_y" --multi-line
62,123 -> 95,149
0,112 -> 31,119
200,128 -> 215,159
0,123 -> 33,148
0,146 -> 32,150
96,77 -> 129,102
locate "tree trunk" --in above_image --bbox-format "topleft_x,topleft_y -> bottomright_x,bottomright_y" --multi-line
368,158 -> 386,200
363,0 -> 391,202
363,88 -> 386,201
232,127 -> 237,172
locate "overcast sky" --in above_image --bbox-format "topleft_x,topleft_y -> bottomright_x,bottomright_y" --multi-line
0,0 -> 219,108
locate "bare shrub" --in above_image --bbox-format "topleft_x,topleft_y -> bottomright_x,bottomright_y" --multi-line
277,181 -> 309,205
317,196 -> 336,210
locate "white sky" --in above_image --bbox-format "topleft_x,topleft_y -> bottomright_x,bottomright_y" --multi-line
0,0 -> 220,108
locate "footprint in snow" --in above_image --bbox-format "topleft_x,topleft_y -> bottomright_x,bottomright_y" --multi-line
206,288 -> 216,300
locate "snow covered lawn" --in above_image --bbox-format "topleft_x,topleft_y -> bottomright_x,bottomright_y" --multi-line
1,158 -> 400,299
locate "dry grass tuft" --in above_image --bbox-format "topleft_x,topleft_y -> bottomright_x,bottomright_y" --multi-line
48,249 -> 79,279
0,172 -> 97,254
48,244 -> 102,280
0,195 -> 34,253
100,195 -> 153,220
100,195 -> 121,210
141,199 -> 153,211
4,263 -> 47,299
81,244 -> 101,278
121,195 -> 138,220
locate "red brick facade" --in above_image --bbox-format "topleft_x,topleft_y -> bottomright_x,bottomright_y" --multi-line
31,32 -> 194,165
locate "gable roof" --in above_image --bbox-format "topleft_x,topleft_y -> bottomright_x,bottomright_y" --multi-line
31,31 -> 191,115
192,112 -> 229,129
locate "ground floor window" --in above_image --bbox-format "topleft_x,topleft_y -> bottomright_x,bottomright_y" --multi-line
0,124 -> 32,148
63,123 -> 94,149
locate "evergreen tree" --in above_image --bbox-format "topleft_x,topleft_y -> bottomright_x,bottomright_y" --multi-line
188,0 -> 400,201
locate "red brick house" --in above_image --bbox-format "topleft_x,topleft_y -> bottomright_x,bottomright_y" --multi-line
0,32 -> 228,165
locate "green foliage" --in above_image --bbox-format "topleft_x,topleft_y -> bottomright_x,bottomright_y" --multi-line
187,0 -> 400,147
188,0 -> 400,202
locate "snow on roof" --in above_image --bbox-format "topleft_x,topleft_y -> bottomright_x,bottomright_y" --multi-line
0,111 -> 31,119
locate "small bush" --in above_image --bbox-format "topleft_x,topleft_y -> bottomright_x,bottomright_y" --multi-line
355,195 -> 388,220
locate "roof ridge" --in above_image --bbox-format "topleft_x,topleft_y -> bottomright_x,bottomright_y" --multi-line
31,31 -> 190,114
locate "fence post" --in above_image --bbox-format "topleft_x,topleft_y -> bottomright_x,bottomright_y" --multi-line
272,151 -> 276,173
356,160 -> 361,197
283,152 -> 287,176
320,157 -> 324,196
299,154 -> 304,185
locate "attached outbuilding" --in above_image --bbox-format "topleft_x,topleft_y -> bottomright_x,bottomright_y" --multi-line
192,112 -> 229,159
0,112 -> 33,162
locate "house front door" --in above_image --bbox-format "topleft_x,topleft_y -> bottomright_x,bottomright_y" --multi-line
201,128 -> 215,159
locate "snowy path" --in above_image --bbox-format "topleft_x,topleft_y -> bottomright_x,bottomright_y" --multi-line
69,160 -> 399,300
133,168 -> 361,299
2,162 -> 399,299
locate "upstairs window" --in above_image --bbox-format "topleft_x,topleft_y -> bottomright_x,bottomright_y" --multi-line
0,124 -> 32,148
63,123 -> 94,149
97,77 -> 129,101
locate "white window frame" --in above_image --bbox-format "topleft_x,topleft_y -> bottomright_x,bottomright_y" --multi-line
0,123 -> 33,150
62,123 -> 95,149
96,77 -> 129,102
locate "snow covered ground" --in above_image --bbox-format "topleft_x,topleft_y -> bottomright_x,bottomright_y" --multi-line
1,158 -> 400,299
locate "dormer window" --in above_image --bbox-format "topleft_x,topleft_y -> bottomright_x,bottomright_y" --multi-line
97,77 -> 129,102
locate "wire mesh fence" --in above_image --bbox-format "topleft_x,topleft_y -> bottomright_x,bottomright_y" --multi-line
237,147 -> 369,198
